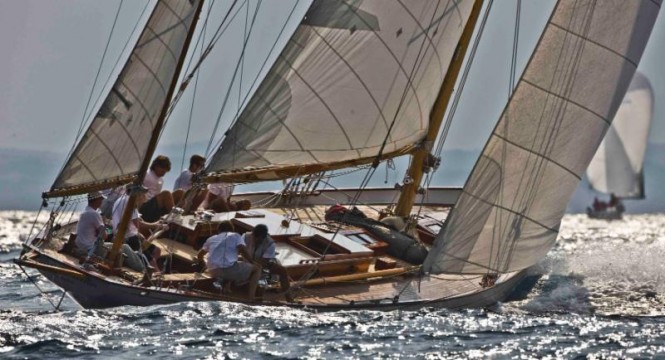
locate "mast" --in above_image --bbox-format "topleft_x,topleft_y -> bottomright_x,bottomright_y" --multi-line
394,0 -> 484,218
109,0 -> 205,265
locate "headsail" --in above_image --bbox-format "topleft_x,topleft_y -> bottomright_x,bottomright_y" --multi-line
424,0 -> 661,274
47,0 -> 202,197
586,72 -> 653,199
205,0 -> 476,182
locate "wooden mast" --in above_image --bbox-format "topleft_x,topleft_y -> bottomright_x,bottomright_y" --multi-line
109,1 -> 205,265
394,0 -> 484,218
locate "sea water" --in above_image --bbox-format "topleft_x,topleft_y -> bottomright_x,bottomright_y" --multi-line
1,211 -> 665,359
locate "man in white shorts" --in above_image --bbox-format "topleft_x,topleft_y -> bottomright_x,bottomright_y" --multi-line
197,220 -> 260,300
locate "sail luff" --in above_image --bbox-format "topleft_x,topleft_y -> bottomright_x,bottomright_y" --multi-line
424,0 -> 661,275
46,0 -> 203,198
394,0 -> 484,217
205,0 -> 477,181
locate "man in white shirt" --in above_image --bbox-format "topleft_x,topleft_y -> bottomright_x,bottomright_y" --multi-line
112,185 -> 166,272
243,224 -> 292,301
74,190 -> 145,273
140,155 -> 176,222
74,191 -> 108,257
173,154 -> 205,191
173,154 -> 207,212
197,220 -> 260,301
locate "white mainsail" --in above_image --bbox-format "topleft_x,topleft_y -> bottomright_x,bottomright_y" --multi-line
49,0 -> 202,196
206,0 -> 476,181
425,0 -> 661,274
586,72 -> 653,199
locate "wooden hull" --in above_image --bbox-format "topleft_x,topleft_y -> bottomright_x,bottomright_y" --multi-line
19,187 -> 534,310
22,248 -> 528,310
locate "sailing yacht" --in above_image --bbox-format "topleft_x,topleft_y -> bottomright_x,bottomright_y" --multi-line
16,0 -> 661,309
586,72 -> 654,220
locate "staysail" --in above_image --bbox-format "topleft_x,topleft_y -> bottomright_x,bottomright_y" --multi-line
586,72 -> 653,199
424,0 -> 661,274
205,0 -> 476,182
47,0 -> 202,197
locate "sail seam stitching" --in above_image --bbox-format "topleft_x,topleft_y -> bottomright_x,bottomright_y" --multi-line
276,43 -> 354,150
145,26 -> 178,62
521,79 -> 611,126
306,25 -> 393,153
130,55 -> 168,95
89,127 -> 126,174
492,133 -> 581,181
461,188 -> 560,234
548,22 -> 638,68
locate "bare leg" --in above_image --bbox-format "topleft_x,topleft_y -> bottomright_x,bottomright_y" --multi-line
210,197 -> 232,213
172,189 -> 184,208
155,191 -> 175,212
190,189 -> 208,212
247,264 -> 261,301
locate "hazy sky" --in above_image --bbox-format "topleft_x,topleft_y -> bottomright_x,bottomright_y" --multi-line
1,0 -> 663,161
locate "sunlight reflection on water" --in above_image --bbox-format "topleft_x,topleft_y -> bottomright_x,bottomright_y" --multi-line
2,212 -> 665,358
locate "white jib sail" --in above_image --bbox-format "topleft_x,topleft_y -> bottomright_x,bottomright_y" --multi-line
424,0 -> 661,275
50,0 -> 202,194
586,72 -> 653,199
206,0 -> 476,179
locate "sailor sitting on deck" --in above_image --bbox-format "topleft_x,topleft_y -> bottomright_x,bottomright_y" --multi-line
243,224 -> 293,302
172,154 -> 208,212
140,155 -> 180,222
112,185 -> 167,272
204,183 -> 252,213
74,191 -> 146,272
196,220 -> 260,301
73,191 -> 108,258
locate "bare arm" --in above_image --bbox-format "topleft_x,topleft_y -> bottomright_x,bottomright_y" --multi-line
237,244 -> 255,264
197,249 -> 207,264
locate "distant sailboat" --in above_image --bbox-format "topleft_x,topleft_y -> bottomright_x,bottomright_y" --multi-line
586,72 -> 654,220
15,0 -> 661,309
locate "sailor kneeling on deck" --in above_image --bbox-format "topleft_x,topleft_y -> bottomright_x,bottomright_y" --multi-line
197,221 -> 260,301
243,224 -> 292,302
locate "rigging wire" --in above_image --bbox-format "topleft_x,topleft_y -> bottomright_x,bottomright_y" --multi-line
165,0 -> 242,120
180,0 -> 213,171
203,1 -> 300,160
203,0 -> 262,157
430,0 -> 494,167
417,0 -> 494,219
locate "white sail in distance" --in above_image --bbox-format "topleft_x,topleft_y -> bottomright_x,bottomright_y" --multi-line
425,0 -> 661,275
49,0 -> 202,196
586,72 -> 653,199
206,0 -> 476,181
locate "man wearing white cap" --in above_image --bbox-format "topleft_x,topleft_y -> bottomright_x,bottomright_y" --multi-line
75,191 -> 107,257
71,187 -> 150,272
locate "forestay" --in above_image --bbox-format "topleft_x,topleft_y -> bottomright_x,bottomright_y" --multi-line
586,72 -> 653,199
425,0 -> 661,274
49,0 -> 202,196
206,0 -> 475,181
